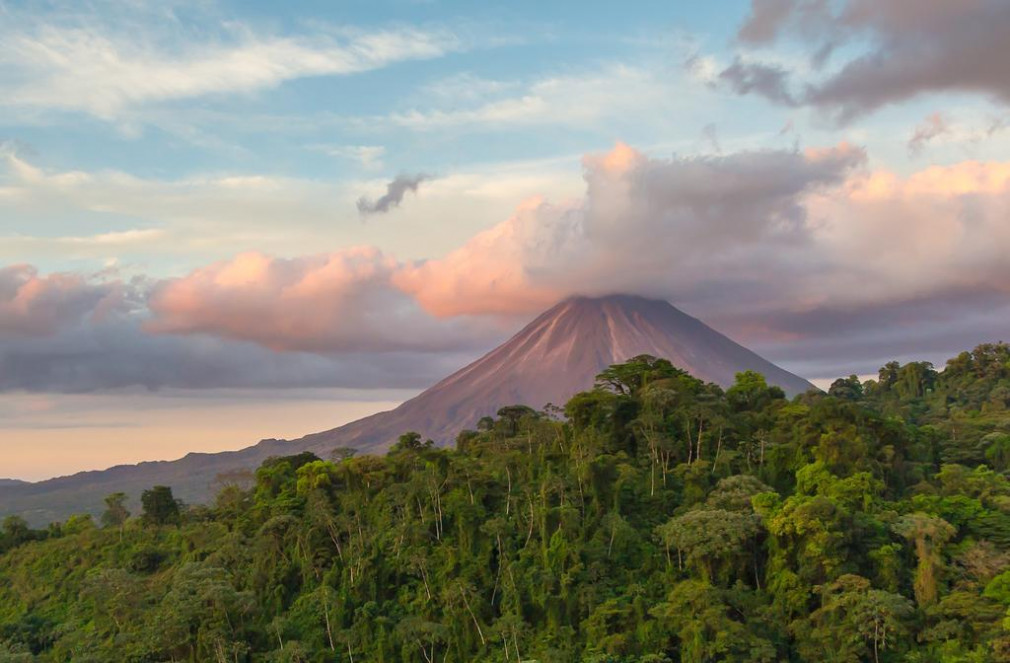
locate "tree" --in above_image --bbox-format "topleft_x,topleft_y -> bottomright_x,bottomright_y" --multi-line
1,516 -> 31,551
395,616 -> 448,663
495,405 -> 538,436
892,513 -> 956,606
983,433 -> 1010,471
150,563 -> 253,661
828,375 -> 864,401
100,492 -> 130,531
657,509 -> 761,585
595,355 -> 686,396
651,580 -> 776,662
329,447 -> 357,463
140,485 -> 181,526
793,574 -> 913,663
726,370 -> 784,411
392,431 -> 432,453
81,568 -> 145,636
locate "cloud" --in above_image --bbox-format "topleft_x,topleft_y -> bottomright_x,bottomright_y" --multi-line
0,313 -> 476,393
987,116 -> 1010,137
314,144 -> 386,170
727,288 -> 1010,380
907,113 -> 949,156
718,58 -> 797,106
7,142 -> 1010,389
737,0 -> 798,44
0,259 -> 484,393
801,159 -> 1010,306
145,247 -> 505,354
379,64 -> 678,132
0,14 -> 461,120
148,141 -> 1010,379
395,141 -> 866,317
1,229 -> 167,252
724,0 -> 1010,121
0,264 -> 127,337
357,174 -> 430,216
396,142 -> 1010,376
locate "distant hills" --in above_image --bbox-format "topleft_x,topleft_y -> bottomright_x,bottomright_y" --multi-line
0,295 -> 813,525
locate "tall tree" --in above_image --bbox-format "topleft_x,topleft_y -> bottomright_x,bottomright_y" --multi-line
140,485 -> 181,526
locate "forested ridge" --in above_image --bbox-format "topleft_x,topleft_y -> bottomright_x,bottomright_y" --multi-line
3,346 -> 1010,662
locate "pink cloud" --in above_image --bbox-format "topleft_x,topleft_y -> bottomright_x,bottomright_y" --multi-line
809,159 -> 1010,303
0,264 -> 121,336
145,247 -> 500,353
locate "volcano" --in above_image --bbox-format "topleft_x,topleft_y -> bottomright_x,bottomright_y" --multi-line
1,295 -> 813,524
295,294 -> 812,454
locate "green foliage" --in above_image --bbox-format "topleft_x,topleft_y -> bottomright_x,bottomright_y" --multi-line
100,492 -> 130,530
139,485 -> 181,526
3,348 -> 1010,661
792,574 -> 914,663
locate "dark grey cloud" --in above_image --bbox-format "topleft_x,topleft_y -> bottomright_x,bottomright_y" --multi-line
724,0 -> 1010,122
726,288 -> 1010,379
356,173 -> 430,215
0,315 -> 483,393
718,59 -> 797,107
737,0 -> 798,44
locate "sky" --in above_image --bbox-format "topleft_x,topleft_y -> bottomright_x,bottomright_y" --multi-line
3,0 -> 1010,480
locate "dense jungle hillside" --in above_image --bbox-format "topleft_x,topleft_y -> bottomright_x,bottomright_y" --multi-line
2,346 -> 1010,662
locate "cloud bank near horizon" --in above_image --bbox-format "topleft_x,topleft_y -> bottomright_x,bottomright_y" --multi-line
4,141 -> 1010,390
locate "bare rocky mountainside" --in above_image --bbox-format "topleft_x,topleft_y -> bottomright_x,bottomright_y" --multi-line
1,295 -> 813,524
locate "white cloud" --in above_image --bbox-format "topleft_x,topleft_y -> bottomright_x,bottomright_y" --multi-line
3,228 -> 167,248
311,144 -> 387,170
379,64 -> 680,132
0,19 -> 462,120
